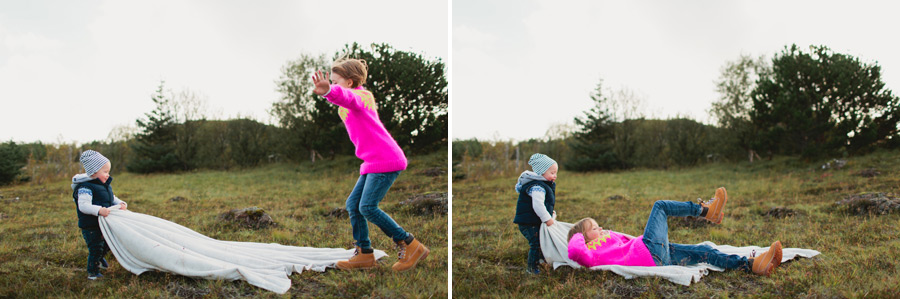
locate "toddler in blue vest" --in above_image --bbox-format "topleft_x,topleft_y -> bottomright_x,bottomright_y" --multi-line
513,153 -> 559,274
70,150 -> 128,280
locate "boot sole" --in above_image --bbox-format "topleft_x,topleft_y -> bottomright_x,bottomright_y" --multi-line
706,187 -> 727,224
393,247 -> 430,272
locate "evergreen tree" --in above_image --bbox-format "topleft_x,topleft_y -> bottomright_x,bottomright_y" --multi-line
567,81 -> 620,171
128,82 -> 181,173
0,141 -> 26,185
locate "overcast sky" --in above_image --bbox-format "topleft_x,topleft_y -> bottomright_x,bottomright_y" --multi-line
452,0 -> 900,141
1,0 -> 448,144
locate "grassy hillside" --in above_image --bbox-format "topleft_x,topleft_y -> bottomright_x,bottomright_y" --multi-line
0,152 -> 448,298
452,150 -> 900,297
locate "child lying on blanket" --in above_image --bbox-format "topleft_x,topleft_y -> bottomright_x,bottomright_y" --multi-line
567,188 -> 783,276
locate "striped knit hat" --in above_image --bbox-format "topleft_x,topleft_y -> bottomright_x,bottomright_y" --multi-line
528,153 -> 557,175
80,150 -> 110,176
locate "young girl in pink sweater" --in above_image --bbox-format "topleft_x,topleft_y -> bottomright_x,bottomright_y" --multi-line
311,58 -> 428,272
567,188 -> 783,276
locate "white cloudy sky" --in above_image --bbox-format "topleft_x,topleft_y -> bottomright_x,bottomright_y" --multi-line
1,0 -> 448,143
452,0 -> 900,141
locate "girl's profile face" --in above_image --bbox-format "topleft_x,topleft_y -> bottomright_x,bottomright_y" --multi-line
330,72 -> 353,89
542,163 -> 558,182
584,220 -> 604,242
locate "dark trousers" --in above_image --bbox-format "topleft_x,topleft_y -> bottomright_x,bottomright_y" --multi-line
518,224 -> 542,273
80,228 -> 109,275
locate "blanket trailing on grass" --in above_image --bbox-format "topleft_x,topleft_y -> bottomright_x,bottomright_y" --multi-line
539,221 -> 820,286
98,206 -> 387,294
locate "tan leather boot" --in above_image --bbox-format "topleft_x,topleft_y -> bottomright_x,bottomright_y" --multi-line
392,238 -> 430,272
336,246 -> 377,270
750,241 -> 783,276
701,187 -> 728,224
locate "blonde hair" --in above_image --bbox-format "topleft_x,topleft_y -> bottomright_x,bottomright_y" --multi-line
331,58 -> 368,88
567,217 -> 595,242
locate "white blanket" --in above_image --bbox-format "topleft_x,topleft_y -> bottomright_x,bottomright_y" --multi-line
98,206 -> 387,294
540,221 -> 820,286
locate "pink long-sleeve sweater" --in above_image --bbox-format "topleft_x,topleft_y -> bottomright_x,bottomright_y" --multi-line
324,85 -> 408,174
568,232 -> 656,267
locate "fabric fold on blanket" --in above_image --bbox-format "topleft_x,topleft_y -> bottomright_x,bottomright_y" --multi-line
539,221 -> 821,286
98,206 -> 387,294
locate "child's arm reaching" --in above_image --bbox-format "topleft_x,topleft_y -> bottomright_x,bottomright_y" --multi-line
529,186 -> 554,226
311,70 -> 370,111
311,70 -> 331,96
77,188 -> 125,217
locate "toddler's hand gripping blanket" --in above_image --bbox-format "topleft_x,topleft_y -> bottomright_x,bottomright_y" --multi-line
98,207 -> 387,294
539,221 -> 820,286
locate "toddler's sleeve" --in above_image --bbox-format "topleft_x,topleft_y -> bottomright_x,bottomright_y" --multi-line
529,186 -> 552,222
76,188 -> 102,216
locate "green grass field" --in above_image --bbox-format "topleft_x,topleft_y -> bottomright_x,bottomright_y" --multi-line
452,150 -> 900,297
0,152 -> 447,298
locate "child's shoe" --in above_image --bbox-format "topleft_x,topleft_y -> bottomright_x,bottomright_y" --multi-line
87,273 -> 103,280
336,246 -> 377,270
750,241 -> 783,276
99,257 -> 109,270
701,187 -> 728,224
392,236 -> 429,272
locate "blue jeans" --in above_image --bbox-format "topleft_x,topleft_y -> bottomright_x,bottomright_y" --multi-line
518,224 -> 542,273
346,171 -> 408,249
642,200 -> 750,271
81,228 -> 109,275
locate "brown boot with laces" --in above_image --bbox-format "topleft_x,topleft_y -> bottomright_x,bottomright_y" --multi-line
392,236 -> 429,272
749,241 -> 783,276
336,246 -> 377,270
700,187 -> 728,224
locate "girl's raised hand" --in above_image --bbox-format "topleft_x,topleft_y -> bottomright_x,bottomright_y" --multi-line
311,70 -> 331,96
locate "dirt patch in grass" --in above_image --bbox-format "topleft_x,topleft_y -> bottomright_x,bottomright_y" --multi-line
398,192 -> 447,216
323,207 -> 348,218
856,168 -> 881,178
419,167 -> 445,177
834,193 -> 900,215
217,207 -> 277,229
169,196 -> 188,202
762,207 -> 802,218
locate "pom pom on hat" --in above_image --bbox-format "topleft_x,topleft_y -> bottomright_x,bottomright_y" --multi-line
528,153 -> 557,175
80,150 -> 110,176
